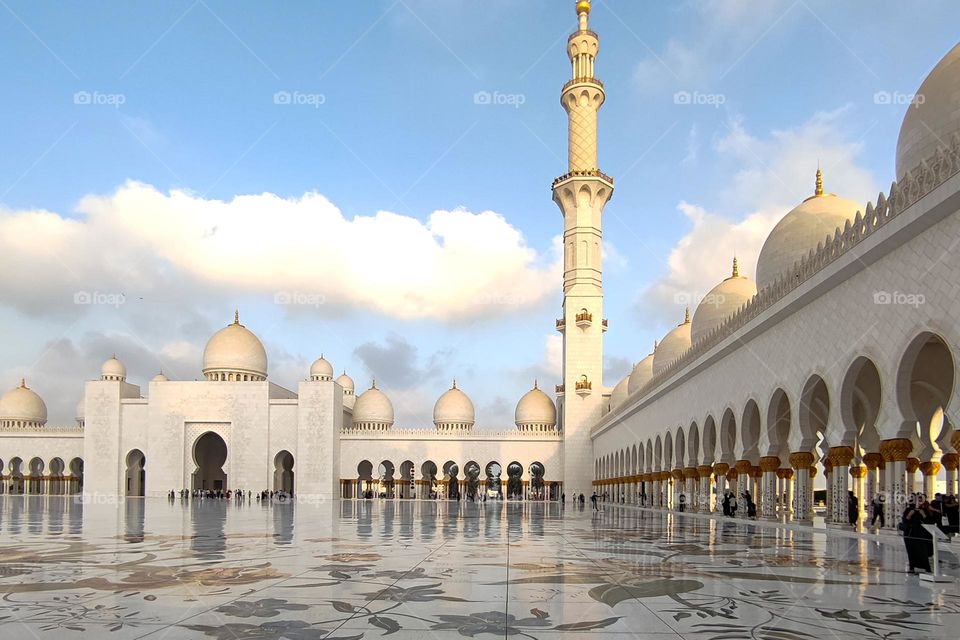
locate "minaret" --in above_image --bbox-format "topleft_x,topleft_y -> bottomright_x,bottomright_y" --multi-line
553,0 -> 614,496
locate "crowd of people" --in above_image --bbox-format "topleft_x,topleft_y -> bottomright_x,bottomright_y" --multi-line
900,492 -> 959,574
166,488 -> 292,503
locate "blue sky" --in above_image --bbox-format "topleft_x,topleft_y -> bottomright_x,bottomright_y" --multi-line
0,0 -> 956,426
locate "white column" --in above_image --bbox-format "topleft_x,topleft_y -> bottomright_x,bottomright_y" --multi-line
790,452 -> 814,522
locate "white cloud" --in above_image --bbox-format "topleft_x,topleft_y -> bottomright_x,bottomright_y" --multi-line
0,182 -> 560,322
636,109 -> 879,325
633,0 -> 798,93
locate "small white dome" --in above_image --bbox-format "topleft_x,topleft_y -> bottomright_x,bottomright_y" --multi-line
514,382 -> 556,429
352,381 -> 394,428
433,381 -> 475,430
627,351 -> 655,395
755,171 -> 861,291
0,379 -> 48,425
609,375 -> 629,410
100,356 -> 126,381
653,310 -> 692,377
896,43 -> 960,179
202,311 -> 268,381
151,372 -> 168,382
310,355 -> 334,381
691,258 -> 758,345
335,372 -> 355,392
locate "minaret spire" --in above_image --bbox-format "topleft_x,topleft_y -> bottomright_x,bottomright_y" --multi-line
553,0 -> 613,498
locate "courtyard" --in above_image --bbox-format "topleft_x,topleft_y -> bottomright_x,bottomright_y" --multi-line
0,497 -> 956,638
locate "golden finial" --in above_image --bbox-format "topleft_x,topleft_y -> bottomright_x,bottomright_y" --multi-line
732,256 -> 740,278
371,377 -> 377,389
683,307 -> 691,324
452,378 -> 457,389
815,167 -> 823,197
233,308 -> 240,325
19,377 -> 26,388
534,379 -> 539,390
576,0 -> 591,15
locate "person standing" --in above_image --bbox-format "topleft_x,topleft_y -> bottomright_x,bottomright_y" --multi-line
870,493 -> 885,528
678,493 -> 686,512
590,492 -> 599,511
848,491 -> 859,526
901,499 -> 932,573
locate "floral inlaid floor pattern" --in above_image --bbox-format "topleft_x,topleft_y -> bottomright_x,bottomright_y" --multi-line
0,497 -> 956,639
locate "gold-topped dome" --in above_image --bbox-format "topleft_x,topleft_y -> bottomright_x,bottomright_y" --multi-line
576,1 -> 591,15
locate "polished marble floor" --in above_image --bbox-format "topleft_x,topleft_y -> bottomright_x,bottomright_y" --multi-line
0,496 -> 957,639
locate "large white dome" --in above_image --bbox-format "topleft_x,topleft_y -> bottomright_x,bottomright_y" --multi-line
0,380 -> 48,426
352,382 -> 395,428
896,43 -> 960,179
755,172 -> 861,291
202,311 -> 268,381
100,356 -> 126,381
310,356 -> 334,381
514,382 -> 556,430
433,381 -> 475,430
691,258 -> 758,345
627,351 -> 655,395
653,310 -> 692,377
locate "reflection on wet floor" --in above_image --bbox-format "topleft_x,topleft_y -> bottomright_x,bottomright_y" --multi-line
0,496 -> 956,639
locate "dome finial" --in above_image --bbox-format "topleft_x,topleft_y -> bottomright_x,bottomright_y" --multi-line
576,1 -> 591,16
683,307 -> 691,324
654,339 -> 658,352
452,378 -> 457,389
233,308 -> 240,325
732,255 -> 740,278
19,377 -> 26,388
371,377 -> 377,390
815,166 -> 823,197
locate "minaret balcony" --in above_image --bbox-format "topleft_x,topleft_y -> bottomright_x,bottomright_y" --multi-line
575,311 -> 593,328
562,77 -> 604,93
551,168 -> 615,189
555,384 -> 565,394
555,318 -> 565,332
601,319 -> 608,332
575,379 -> 592,395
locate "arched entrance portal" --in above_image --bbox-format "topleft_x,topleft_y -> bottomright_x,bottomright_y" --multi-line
192,432 -> 227,491
273,451 -> 294,493
125,449 -> 146,497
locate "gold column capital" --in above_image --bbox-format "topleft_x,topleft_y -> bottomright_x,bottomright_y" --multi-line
827,446 -> 854,467
789,451 -> 815,469
906,457 -> 920,473
879,438 -> 913,462
697,465 -> 713,478
849,465 -> 867,479
734,460 -> 752,474
919,461 -> 942,477
862,452 -> 883,470
713,463 -> 729,475
942,453 -> 959,471
759,456 -> 781,473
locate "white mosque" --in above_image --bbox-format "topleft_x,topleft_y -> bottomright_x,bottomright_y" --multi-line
1,2 -> 959,524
